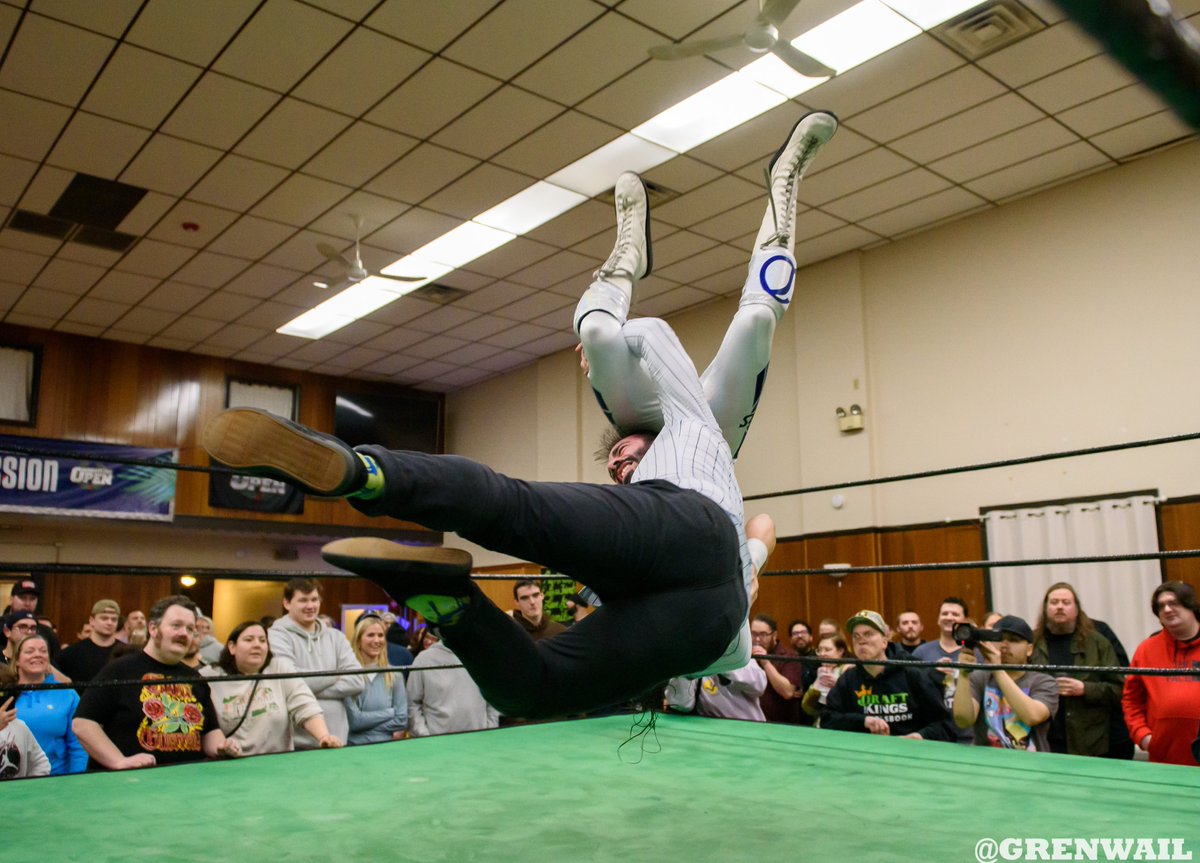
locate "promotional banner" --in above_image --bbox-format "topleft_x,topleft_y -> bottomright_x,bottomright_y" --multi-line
0,435 -> 176,521
207,465 -> 304,515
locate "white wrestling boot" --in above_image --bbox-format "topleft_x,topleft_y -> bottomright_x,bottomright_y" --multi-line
573,171 -> 653,335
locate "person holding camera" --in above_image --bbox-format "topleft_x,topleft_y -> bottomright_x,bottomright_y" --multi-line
953,615 -> 1058,751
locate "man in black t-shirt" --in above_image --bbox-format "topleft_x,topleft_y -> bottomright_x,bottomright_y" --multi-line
58,599 -> 122,685
73,595 -> 240,770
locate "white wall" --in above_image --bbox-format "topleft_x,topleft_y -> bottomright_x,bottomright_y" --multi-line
445,139 -> 1200,560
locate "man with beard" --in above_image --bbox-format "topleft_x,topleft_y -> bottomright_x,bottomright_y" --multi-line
73,595 -> 239,770
895,611 -> 925,652
750,614 -> 804,724
1030,582 -> 1125,758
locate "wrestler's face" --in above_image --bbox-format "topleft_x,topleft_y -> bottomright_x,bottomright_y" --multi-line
607,433 -> 654,484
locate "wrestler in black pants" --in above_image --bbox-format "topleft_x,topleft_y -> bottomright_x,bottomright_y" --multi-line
352,446 -> 746,718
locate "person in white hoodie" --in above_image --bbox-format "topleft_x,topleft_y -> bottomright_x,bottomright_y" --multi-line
0,665 -> 51,779
268,578 -> 363,749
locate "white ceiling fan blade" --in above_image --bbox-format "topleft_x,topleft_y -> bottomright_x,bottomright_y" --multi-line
316,242 -> 353,269
374,272 -> 427,284
760,0 -> 803,27
771,40 -> 835,77
648,33 -> 745,60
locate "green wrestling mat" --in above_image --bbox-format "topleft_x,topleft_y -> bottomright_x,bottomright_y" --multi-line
8,715 -> 1199,862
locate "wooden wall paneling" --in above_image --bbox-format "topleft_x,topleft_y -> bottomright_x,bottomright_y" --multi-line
41,572 -> 174,646
879,523 -> 986,629
1158,500 -> 1200,594
802,532 -> 880,632
752,537 -> 809,638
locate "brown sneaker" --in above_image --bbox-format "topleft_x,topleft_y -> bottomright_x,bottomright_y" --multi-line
322,537 -> 474,601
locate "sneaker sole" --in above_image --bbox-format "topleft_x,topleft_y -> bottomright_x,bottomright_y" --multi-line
322,537 -> 473,579
768,110 -> 839,175
203,408 -> 357,496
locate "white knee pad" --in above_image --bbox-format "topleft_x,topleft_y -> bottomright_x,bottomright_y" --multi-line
739,247 -> 796,322
573,279 -> 632,336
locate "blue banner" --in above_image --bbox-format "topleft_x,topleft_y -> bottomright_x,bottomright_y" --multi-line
0,435 -> 176,521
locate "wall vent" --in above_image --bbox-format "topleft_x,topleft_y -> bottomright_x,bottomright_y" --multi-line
72,224 -> 139,253
410,283 -> 470,305
932,0 -> 1045,60
596,178 -> 678,207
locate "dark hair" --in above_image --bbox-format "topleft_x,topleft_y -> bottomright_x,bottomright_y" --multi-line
941,597 -> 969,616
818,633 -> 848,657
1033,581 -> 1094,643
284,578 -> 321,601
513,579 -> 540,600
0,662 -> 16,704
218,621 -> 272,675
1151,581 -> 1200,617
753,613 -> 778,631
594,426 -> 623,463
148,594 -> 199,626
788,619 -> 811,635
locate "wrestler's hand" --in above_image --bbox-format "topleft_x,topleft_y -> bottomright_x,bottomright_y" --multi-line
864,716 -> 890,735
575,343 -> 589,374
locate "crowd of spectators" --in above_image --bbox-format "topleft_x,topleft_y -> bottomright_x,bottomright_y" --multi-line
2,575 -> 1199,781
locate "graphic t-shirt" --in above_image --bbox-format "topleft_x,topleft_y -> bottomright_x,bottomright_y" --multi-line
968,670 -> 1058,751
75,651 -> 218,767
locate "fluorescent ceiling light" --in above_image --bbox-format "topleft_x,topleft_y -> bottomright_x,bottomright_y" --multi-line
278,276 -> 416,339
738,54 -> 828,99
380,256 -> 453,281
412,221 -> 516,269
882,0 -> 984,29
475,182 -> 588,234
548,134 -> 676,197
632,74 -> 788,153
793,0 -> 921,74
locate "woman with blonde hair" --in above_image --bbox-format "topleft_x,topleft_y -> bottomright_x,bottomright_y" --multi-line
346,614 -> 408,744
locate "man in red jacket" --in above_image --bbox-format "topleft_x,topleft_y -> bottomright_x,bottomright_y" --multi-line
1122,581 -> 1200,766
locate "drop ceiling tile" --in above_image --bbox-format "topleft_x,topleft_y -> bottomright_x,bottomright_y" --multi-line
977,21 -> 1101,88
443,0 -> 600,81
689,199 -> 763,243
274,356 -> 316,370
514,12 -> 661,105
491,290 -> 573,323
30,0 -> 140,36
642,155 -> 725,196
205,322 -> 268,349
0,13 -> 114,104
618,0 -> 746,39
213,0 -> 352,93
361,353 -> 422,376
293,27 -> 429,116
250,174 -> 353,227
414,165 -> 532,224
653,174 -> 764,228
4,313 -> 59,328
321,318 -> 393,346
507,250 -> 595,289
103,329 -> 153,345
0,280 -> 24,312
889,93 -> 1046,164
491,110 -> 623,179
791,209 -> 848,244
454,281 -> 535,313
158,315 -> 224,341
127,0 -> 258,66
220,263 -> 302,299
857,186 -> 989,239
578,55 -> 729,130
364,207 -> 466,255
964,140 -> 1111,202
62,297 -> 129,327
284,339 -> 349,363
116,190 -> 176,236
465,236 -> 558,280
141,281 -> 211,313
191,343 -> 238,358
482,321 -> 554,349
431,86 -> 562,161
12,286 -> 76,318
270,278 -> 329,308
328,346 -> 391,369
302,123 -> 419,188
812,34 -> 966,121
0,155 -> 37,207
524,199 -> 612,248
308,193 -> 409,239
233,299 -> 305,330
116,238 -> 195,278
366,143 -> 481,205
54,320 -> 104,337
824,168 -> 952,222
438,340 -> 504,366
1056,85 -> 1169,138
404,334 -> 469,360
927,117 -> 1080,183
636,285 -> 712,319
398,359 -> 459,381
0,91 -> 72,161
234,99 -> 354,170
406,304 -> 479,334
793,224 -> 879,267
48,112 -> 150,177
520,329 -> 577,357
0,4 -> 14,45
172,251 -> 249,288
366,0 -> 497,52
261,229 -> 345,272
83,44 -> 202,129
146,335 -> 199,351
366,57 -> 498,140
1019,53 -> 1137,114
303,0 -> 379,20
32,258 -> 105,295
689,262 -> 746,296
654,243 -> 747,287
0,248 -> 48,283
462,349 -> 533,374
112,306 -> 178,334
147,200 -> 240,248
795,147 -> 914,207
690,102 -> 817,173
363,296 -> 440,326
58,243 -> 124,268
1020,0 -> 1068,24
161,73 -> 279,150
426,366 -> 492,389
86,270 -> 159,304
1090,111 -> 1196,161
360,327 -> 432,353
245,332 -> 307,357
188,156 -> 289,214
0,228 -> 60,256
121,135 -> 224,196
848,66 -> 1007,143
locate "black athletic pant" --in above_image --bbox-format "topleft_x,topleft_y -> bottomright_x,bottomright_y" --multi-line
352,447 -> 746,718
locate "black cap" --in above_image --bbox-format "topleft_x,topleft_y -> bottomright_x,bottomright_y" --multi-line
3,610 -> 37,629
13,578 -> 38,596
993,615 -> 1033,642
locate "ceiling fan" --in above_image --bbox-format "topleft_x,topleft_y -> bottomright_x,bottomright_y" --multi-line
313,214 -> 426,289
647,0 -> 835,78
